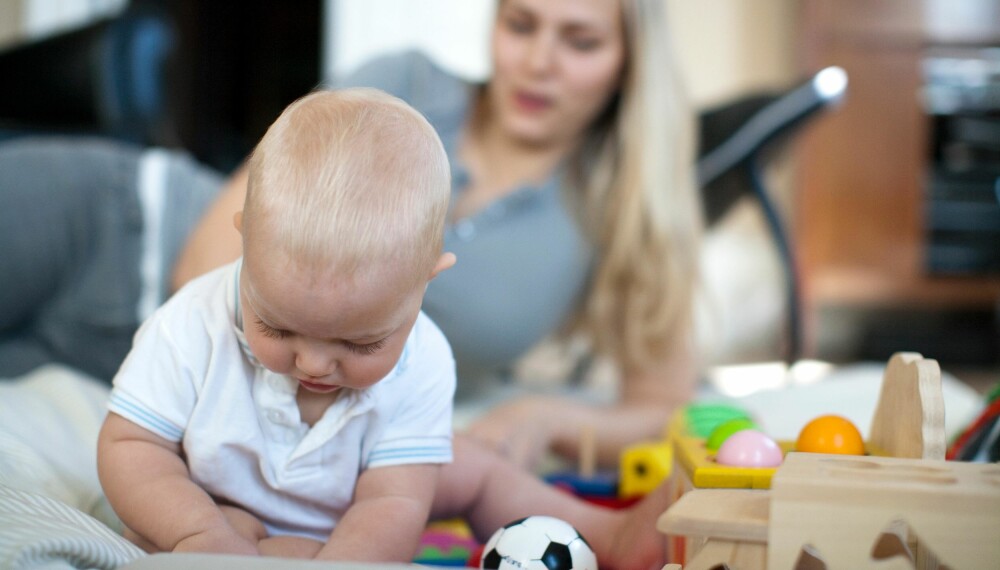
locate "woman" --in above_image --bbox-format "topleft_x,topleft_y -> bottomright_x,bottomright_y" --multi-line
173,0 -> 702,469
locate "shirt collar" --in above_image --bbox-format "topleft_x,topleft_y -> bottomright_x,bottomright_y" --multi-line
228,258 -> 262,369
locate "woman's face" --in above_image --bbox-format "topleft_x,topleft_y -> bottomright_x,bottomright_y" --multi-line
489,0 -> 626,149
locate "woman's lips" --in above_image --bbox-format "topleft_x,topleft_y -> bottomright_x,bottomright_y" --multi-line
298,379 -> 340,393
513,90 -> 553,113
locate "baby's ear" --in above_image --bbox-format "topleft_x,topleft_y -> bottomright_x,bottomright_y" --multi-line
430,252 -> 456,280
233,211 -> 244,234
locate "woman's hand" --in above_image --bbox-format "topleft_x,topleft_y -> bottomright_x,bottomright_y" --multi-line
463,397 -> 562,470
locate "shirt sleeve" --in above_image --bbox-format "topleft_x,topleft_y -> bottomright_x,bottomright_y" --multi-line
108,306 -> 205,443
366,314 -> 456,468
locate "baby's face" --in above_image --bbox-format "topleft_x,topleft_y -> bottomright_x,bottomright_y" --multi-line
239,250 -> 426,395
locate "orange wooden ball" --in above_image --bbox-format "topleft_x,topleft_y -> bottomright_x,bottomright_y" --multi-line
796,414 -> 865,455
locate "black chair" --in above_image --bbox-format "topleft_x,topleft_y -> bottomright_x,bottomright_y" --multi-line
0,4 -> 178,147
697,66 -> 849,363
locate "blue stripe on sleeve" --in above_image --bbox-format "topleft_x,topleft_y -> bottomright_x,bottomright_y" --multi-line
108,392 -> 184,441
368,445 -> 452,466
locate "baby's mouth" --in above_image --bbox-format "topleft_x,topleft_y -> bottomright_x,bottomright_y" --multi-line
298,379 -> 341,393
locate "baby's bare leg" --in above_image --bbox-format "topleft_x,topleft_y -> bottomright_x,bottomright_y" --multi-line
433,435 -> 671,570
123,526 -> 161,553
258,536 -> 325,559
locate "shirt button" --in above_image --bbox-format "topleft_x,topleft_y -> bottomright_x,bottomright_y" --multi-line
267,410 -> 285,423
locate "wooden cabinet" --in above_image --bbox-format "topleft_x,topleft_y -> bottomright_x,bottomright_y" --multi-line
794,0 -> 1000,359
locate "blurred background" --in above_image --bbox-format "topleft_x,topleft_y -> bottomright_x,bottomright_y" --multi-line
0,0 -> 998,391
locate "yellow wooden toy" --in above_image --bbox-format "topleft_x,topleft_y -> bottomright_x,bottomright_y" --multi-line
619,442 -> 672,499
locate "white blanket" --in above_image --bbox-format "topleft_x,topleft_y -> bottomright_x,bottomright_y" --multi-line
0,366 -> 141,569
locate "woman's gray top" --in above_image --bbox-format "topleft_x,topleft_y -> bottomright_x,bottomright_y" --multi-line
332,51 -> 595,398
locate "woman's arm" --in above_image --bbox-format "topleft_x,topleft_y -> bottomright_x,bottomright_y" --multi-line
97,413 -> 258,555
316,464 -> 439,562
170,166 -> 249,292
465,342 -> 697,469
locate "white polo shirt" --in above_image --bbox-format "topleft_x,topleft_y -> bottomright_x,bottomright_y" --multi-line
109,261 -> 455,541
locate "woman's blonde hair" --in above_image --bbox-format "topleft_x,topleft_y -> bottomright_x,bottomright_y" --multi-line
243,88 -> 450,284
569,0 -> 701,374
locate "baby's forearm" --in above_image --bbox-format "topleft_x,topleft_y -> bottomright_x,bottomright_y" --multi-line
116,470 -> 245,552
317,495 -> 429,562
98,415 -> 254,554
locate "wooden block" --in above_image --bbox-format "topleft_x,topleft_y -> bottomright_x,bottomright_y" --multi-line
767,452 -> 1000,570
868,352 -> 946,460
658,488 -> 769,568
657,489 -> 770,543
684,538 -> 767,570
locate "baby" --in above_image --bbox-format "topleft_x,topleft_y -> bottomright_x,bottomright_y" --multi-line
98,88 -> 457,562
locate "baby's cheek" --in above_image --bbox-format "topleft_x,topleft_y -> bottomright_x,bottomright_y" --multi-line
354,355 -> 402,388
248,338 -> 290,374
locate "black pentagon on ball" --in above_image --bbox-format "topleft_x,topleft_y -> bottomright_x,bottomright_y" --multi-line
481,548 -> 503,569
539,541 -> 573,569
503,517 -> 529,529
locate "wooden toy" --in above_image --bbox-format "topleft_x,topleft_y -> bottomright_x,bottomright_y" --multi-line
657,352 -> 1000,569
547,425 -> 639,508
670,352 -> 948,494
661,454 -> 1000,570
868,352 -> 945,459
766,452 -> 1000,570
658,488 -> 769,570
619,442 -> 673,499
670,428 -> 794,491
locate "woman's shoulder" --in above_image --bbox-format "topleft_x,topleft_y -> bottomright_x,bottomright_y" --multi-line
328,50 -> 473,128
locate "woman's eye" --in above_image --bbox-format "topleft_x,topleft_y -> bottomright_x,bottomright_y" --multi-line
255,319 -> 289,339
568,36 -> 600,51
345,338 -> 389,356
504,16 -> 533,35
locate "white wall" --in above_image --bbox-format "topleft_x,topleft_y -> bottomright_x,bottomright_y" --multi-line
325,0 -> 495,82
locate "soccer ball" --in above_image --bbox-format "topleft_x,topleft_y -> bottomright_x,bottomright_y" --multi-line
479,516 -> 598,570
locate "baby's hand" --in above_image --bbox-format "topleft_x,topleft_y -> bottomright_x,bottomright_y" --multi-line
172,526 -> 259,556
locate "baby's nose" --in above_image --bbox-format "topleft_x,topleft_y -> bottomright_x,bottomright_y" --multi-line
295,348 -> 336,378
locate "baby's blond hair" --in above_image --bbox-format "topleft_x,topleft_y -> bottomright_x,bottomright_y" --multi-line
243,88 -> 450,285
